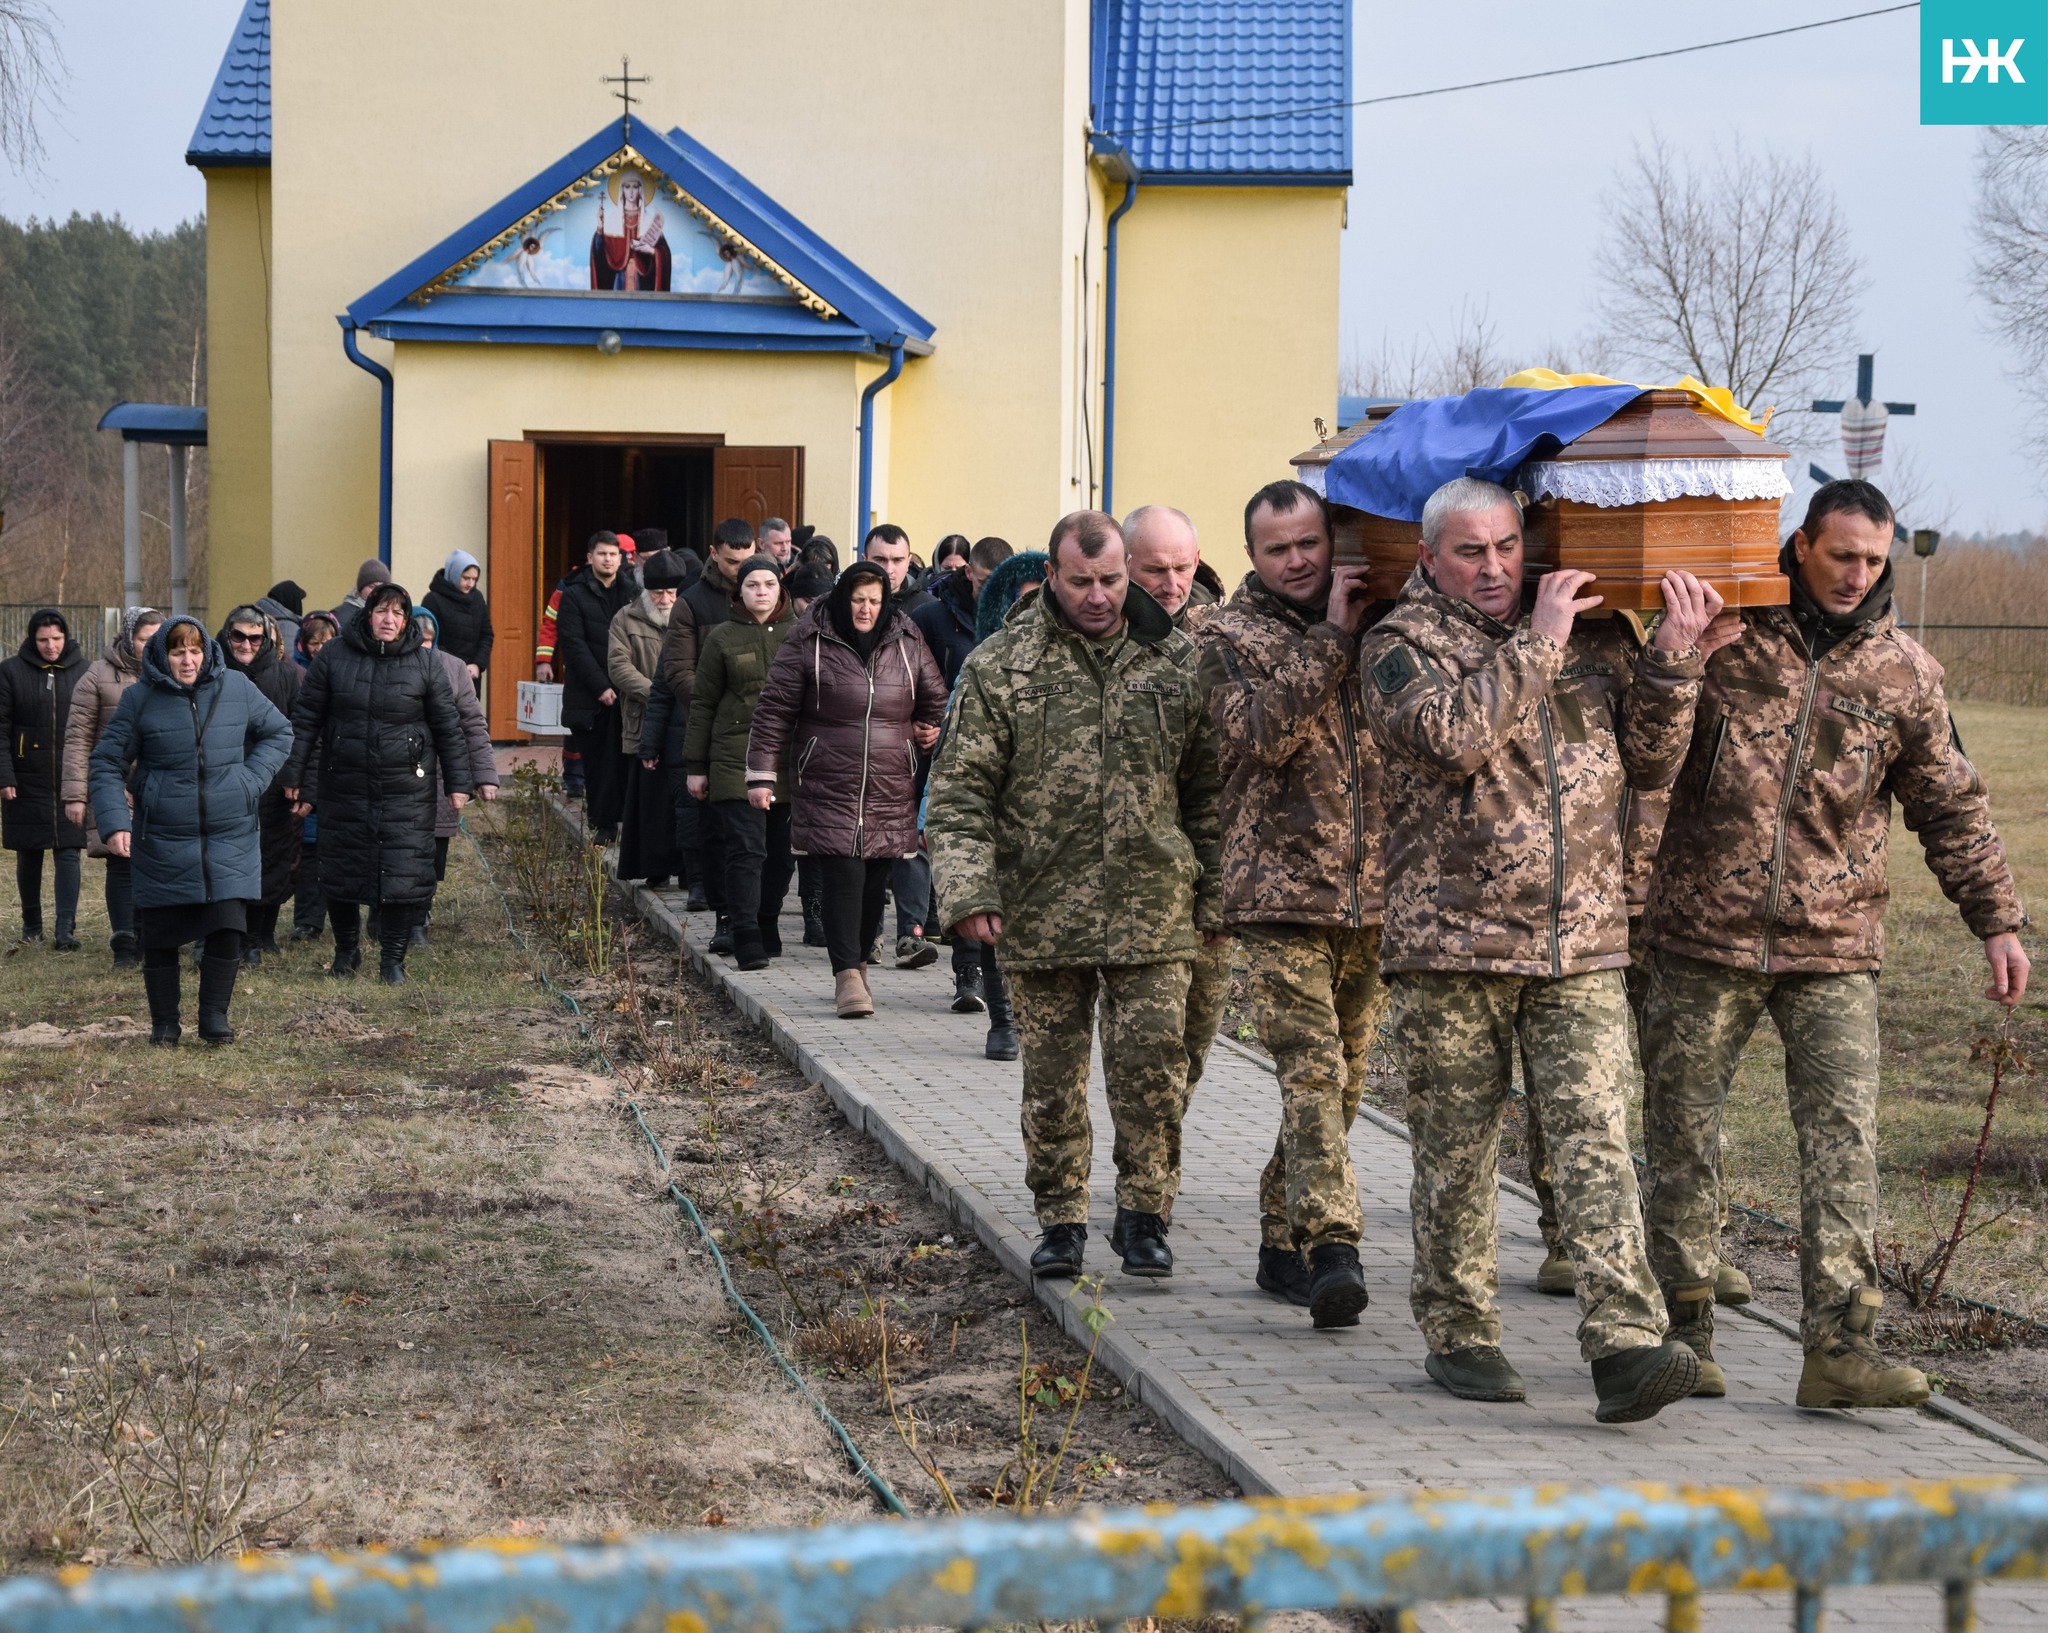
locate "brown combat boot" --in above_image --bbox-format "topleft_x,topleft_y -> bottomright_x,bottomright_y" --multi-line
1664,1279 -> 1727,1398
834,968 -> 874,1019
1796,1287 -> 1929,1409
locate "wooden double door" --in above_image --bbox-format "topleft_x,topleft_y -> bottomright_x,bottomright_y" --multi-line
486,436 -> 802,737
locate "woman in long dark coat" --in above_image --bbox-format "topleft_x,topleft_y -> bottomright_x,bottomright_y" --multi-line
88,617 -> 293,1045
0,608 -> 89,947
219,605 -> 304,961
283,583 -> 474,985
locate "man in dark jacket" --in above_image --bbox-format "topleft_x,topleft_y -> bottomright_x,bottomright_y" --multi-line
863,524 -> 931,617
219,606 -> 304,962
257,581 -> 306,656
661,516 -> 753,911
556,531 -> 635,843
911,536 -> 1011,690
0,609 -> 88,946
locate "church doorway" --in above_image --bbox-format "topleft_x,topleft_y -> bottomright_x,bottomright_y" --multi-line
484,434 -> 803,736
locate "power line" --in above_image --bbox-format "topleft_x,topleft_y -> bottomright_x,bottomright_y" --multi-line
1099,3 -> 1919,138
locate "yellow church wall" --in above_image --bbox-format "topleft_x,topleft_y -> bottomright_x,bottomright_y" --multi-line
266,0 -> 1094,606
1107,186 -> 1344,587
388,345 -> 865,593
199,166 -> 273,614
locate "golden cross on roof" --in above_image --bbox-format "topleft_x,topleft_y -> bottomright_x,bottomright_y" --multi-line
601,56 -> 652,141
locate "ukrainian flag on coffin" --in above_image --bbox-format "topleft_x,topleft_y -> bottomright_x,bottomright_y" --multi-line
1324,370 -> 1773,523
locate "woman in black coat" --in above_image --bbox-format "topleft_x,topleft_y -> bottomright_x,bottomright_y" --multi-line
282,583 -> 474,985
89,617 -> 293,1045
0,608 -> 89,948
219,605 -> 304,961
421,549 -> 493,689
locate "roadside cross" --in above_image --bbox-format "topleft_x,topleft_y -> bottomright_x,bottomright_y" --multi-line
1811,353 -> 1916,480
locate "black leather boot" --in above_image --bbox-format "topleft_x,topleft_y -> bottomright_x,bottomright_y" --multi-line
984,967 -> 1018,1061
52,917 -> 79,952
731,923 -> 770,972
378,912 -> 412,985
196,954 -> 239,1045
110,932 -> 141,970
1112,1208 -> 1172,1278
142,964 -> 182,1046
330,919 -> 362,978
708,913 -> 734,956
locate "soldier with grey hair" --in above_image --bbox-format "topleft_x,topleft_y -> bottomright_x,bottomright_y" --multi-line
1359,474 -> 1722,1422
928,509 -> 1223,1282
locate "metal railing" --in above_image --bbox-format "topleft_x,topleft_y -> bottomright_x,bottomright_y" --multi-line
2,1479 -> 2045,1632
1911,625 -> 2048,708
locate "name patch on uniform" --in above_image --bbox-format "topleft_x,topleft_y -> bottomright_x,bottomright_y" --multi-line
1722,675 -> 1791,699
1125,679 -> 1176,696
1370,646 -> 1420,696
1016,683 -> 1072,701
1830,696 -> 1896,729
1558,663 -> 1614,680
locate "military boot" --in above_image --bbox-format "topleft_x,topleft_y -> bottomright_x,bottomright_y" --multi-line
1307,1242 -> 1369,1329
1112,1208 -> 1172,1278
1535,1242 -> 1576,1296
1030,1222 -> 1086,1278
1256,1245 -> 1312,1307
984,972 -> 1019,1061
1664,1279 -> 1727,1397
1592,1341 -> 1700,1423
1715,1261 -> 1753,1306
1796,1287 -> 1930,1409
1424,1345 -> 1526,1403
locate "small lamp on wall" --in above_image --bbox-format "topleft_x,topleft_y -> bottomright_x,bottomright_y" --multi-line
596,330 -> 623,356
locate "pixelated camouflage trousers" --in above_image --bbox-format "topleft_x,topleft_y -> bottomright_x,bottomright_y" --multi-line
1392,968 -> 1667,1361
1640,950 -> 1880,1346
1184,936 -> 1231,1092
1239,925 -> 1387,1252
1006,960 -> 1192,1226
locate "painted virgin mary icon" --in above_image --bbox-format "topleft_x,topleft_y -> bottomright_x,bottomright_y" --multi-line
590,170 -> 671,292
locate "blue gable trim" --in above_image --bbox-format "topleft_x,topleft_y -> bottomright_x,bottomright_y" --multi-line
347,120 -> 933,354
1091,0 -> 1351,186
186,0 -> 269,168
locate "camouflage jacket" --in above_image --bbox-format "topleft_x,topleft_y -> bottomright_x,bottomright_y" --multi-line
927,585 -> 1222,970
1646,603 -> 2024,973
1196,573 -> 1383,929
1358,568 -> 1703,978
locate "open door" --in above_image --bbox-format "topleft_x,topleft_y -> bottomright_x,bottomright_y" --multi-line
712,445 -> 803,533
486,439 -> 536,740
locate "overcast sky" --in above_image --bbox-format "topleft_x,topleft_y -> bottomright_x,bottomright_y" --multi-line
2,1 -> 2033,536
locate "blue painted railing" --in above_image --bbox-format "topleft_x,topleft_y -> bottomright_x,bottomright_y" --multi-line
3,1479 -> 2045,1632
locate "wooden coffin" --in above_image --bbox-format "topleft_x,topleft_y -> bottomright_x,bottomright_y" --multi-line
1291,390 -> 1789,613
1520,390 -> 1790,611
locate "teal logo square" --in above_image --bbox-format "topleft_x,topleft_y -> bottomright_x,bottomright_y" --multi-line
1923,2 -> 2048,123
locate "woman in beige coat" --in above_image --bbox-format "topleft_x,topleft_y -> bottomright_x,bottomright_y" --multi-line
60,606 -> 163,967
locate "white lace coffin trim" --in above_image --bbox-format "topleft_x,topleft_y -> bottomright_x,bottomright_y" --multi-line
1518,457 -> 1791,508
1297,463 -> 1329,496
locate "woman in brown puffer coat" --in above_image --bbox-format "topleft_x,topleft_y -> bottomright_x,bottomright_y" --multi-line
746,560 -> 946,1018
61,606 -> 164,966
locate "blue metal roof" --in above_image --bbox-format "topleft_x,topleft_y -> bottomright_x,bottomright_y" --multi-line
1091,0 -> 1350,185
98,402 -> 209,444
186,0 -> 269,168
347,119 -> 934,355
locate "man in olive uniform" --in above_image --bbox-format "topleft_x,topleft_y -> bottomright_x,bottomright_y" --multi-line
1126,503 -> 1229,1103
1196,480 -> 1386,1329
928,510 -> 1223,1281
1359,475 -> 1720,1423
1641,479 -> 2029,1407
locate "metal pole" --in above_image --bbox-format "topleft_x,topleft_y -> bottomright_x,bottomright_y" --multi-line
121,438 -> 142,609
1920,554 -> 1929,643
167,444 -> 189,615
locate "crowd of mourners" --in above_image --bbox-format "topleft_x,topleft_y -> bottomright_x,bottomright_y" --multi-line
1,472 -> 2030,1431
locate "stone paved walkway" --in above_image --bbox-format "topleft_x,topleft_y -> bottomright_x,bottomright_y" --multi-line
625,876 -> 2047,1631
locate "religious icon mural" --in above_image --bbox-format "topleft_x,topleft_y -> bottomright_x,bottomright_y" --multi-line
454,163 -> 790,299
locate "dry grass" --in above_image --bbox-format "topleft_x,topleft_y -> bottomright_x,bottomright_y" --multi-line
0,824 -> 882,1569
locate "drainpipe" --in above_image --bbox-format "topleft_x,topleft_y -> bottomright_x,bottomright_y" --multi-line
1100,166 -> 1139,516
338,317 -> 394,567
857,337 -> 907,546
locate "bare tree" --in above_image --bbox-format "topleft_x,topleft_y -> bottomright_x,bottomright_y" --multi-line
1340,301 -> 1509,400
1595,135 -> 1864,426
0,1 -> 62,174
1971,126 -> 2048,467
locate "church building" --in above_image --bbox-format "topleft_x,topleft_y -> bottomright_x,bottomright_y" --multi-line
188,0 -> 1351,732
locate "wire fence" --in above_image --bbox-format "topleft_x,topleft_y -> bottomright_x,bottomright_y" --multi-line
1912,626 -> 2048,708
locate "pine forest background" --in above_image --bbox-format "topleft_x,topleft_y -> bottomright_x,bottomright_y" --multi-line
0,211 -> 207,612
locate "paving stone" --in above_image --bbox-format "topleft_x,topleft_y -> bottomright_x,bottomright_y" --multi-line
630,882 -> 2048,1631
